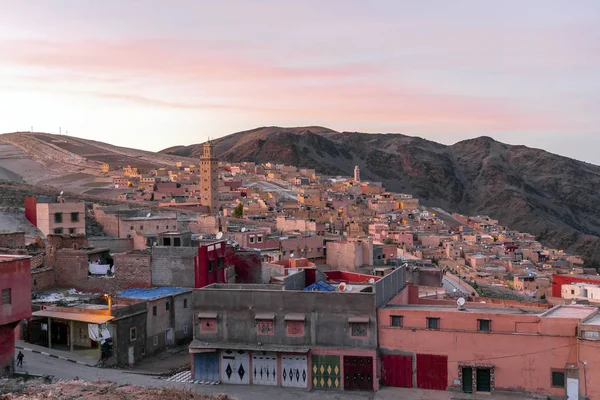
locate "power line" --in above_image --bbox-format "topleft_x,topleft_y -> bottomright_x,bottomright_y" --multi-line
448,343 -> 574,363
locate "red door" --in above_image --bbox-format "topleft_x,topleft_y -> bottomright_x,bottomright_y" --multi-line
416,354 -> 448,391
381,354 -> 412,388
343,356 -> 373,391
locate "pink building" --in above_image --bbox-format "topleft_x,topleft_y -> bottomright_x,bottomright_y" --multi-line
378,290 -> 599,398
0,255 -> 32,376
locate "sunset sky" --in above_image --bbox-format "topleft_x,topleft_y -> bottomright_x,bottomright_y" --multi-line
1,1 -> 599,162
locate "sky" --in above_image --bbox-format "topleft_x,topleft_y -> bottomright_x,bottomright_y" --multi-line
0,1 -> 599,162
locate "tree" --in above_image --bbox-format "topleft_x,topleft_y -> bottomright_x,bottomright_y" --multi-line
233,203 -> 244,218
383,238 -> 395,245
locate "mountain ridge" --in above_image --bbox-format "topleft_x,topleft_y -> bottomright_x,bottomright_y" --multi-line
160,126 -> 600,266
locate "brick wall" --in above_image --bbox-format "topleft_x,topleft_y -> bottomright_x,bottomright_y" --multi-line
31,267 -> 55,291
0,232 -> 25,248
46,234 -> 88,250
88,238 -> 134,253
113,252 -> 152,289
30,253 -> 44,269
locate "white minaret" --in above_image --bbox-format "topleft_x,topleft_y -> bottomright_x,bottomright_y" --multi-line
354,165 -> 360,183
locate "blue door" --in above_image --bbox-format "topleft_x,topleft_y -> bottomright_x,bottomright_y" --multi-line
194,352 -> 219,381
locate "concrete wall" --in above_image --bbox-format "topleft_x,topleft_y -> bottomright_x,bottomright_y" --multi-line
151,246 -> 197,287
110,302 -> 147,367
143,292 -> 193,355
193,288 -> 378,350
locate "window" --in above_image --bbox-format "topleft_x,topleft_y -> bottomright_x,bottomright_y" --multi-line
174,237 -> 181,246
257,235 -> 263,243
571,289 -> 575,295
476,368 -> 492,392
130,327 -> 137,341
286,321 -> 305,336
427,317 -> 440,330
208,260 -> 214,272
257,320 -> 274,335
249,236 -> 255,244
351,323 -> 368,337
183,299 -> 188,308
200,318 -> 217,333
583,330 -> 600,340
478,319 -> 490,332
153,335 -> 159,346
130,226 -> 134,230
70,212 -> 79,222
282,251 -> 287,256
166,301 -> 170,311
391,315 -> 403,327
53,228 -> 63,234
1,288 -> 11,305
68,228 -> 75,234
54,213 -> 63,223
153,306 -> 157,316
317,247 -> 322,252
551,371 -> 565,388
183,325 -> 188,335
140,225 -> 143,230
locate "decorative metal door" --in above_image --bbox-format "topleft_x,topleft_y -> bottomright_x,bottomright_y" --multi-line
194,352 -> 219,382
311,355 -> 341,390
220,350 -> 250,384
381,354 -> 412,388
416,354 -> 448,391
281,354 -> 308,388
343,356 -> 373,391
252,352 -> 277,386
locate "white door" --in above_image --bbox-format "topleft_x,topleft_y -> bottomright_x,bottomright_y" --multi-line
252,352 -> 278,385
566,378 -> 578,400
281,354 -> 308,388
221,350 -> 250,384
128,346 -> 134,366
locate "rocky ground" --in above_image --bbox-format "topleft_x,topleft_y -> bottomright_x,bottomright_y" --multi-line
0,378 -> 233,400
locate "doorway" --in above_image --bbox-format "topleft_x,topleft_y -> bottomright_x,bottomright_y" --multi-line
476,368 -> 491,392
462,367 -> 473,393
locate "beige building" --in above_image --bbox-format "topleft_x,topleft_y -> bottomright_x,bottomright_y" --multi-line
200,140 -> 219,214
35,198 -> 85,236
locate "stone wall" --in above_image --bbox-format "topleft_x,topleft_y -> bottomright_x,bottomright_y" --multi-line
0,232 -> 25,248
151,246 -> 197,287
88,237 -> 134,253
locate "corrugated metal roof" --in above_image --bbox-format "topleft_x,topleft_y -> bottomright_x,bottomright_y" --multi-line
303,280 -> 335,292
33,310 -> 114,324
117,287 -> 190,300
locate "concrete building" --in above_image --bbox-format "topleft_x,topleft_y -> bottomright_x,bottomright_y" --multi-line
0,254 -> 32,376
200,140 -> 219,214
189,266 -> 406,391
378,286 -> 598,398
326,237 -> 373,272
561,282 -> 600,303
25,196 -> 85,236
118,287 -> 193,356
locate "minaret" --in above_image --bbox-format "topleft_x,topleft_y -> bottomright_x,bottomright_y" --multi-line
354,165 -> 360,183
200,140 -> 219,214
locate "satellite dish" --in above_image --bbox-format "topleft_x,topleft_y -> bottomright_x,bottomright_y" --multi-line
152,242 -> 158,246
346,284 -> 353,292
216,232 -> 223,240
59,191 -> 64,195
457,297 -> 466,307
368,278 -> 375,284
338,282 -> 347,292
146,213 -> 151,218
241,227 -> 246,232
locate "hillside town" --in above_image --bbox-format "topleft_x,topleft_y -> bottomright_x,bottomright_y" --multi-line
2,140 -> 600,399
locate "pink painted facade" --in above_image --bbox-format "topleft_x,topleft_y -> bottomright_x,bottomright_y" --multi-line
378,303 -> 598,397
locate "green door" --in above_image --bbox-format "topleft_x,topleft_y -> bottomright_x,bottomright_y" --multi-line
311,355 -> 341,390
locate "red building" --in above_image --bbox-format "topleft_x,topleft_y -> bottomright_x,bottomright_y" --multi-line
194,241 -> 262,288
552,274 -> 600,298
0,255 -> 32,376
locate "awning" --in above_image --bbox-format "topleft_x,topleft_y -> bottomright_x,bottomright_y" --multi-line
189,340 -> 309,354
197,312 -> 218,319
32,310 -> 114,324
348,316 -> 370,323
255,312 -> 275,320
284,313 -> 306,321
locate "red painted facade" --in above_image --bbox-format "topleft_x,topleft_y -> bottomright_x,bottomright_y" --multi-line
324,270 -> 381,283
381,354 -> 413,388
24,197 -> 37,227
0,255 -> 32,374
416,354 -> 448,391
194,241 -> 227,288
551,274 -> 600,297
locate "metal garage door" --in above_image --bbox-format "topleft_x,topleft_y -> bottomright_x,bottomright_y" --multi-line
194,352 -> 219,382
416,354 -> 448,391
311,355 -> 341,390
220,350 -> 250,384
281,354 -> 308,388
381,354 -> 413,388
252,352 -> 277,386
